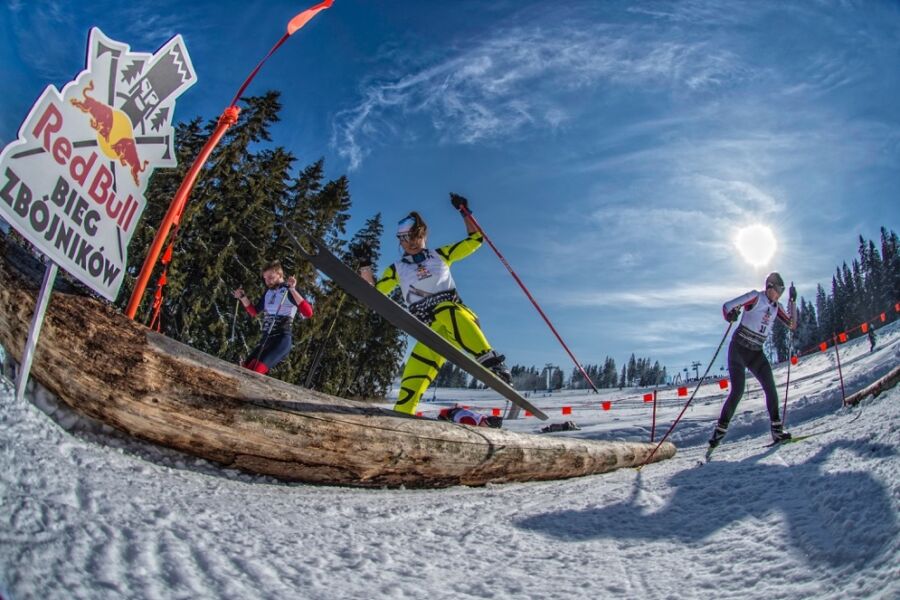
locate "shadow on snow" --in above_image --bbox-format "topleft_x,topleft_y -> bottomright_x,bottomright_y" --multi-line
516,438 -> 897,569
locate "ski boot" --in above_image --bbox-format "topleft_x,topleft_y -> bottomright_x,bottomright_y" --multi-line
705,423 -> 728,461
770,420 -> 792,444
477,350 -> 512,385
485,416 -> 504,429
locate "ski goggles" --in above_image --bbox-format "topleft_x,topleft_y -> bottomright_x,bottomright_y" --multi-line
397,215 -> 417,242
767,282 -> 785,294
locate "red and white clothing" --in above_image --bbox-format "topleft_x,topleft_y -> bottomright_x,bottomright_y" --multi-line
438,406 -> 491,427
723,290 -> 796,350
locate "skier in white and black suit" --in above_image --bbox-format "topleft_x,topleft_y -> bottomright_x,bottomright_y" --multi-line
709,272 -> 798,450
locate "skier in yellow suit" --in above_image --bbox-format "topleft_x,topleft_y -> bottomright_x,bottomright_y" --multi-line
359,193 -> 511,416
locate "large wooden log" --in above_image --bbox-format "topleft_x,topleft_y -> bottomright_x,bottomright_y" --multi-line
844,364 -> 900,406
0,240 -> 675,488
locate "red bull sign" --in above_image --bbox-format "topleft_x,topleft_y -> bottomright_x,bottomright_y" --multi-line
0,28 -> 196,300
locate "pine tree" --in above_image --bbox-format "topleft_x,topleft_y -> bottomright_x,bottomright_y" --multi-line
603,356 -> 617,389
882,227 -> 900,309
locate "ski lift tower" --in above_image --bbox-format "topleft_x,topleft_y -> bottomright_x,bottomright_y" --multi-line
544,363 -> 559,393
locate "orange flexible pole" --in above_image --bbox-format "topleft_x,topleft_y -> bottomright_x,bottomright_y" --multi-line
125,108 -> 238,318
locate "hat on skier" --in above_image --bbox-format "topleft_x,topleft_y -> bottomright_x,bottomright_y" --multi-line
765,272 -> 785,292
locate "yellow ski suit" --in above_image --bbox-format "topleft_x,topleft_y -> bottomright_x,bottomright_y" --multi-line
375,232 -> 494,414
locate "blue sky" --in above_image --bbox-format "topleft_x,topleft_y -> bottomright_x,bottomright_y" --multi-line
2,0 -> 899,379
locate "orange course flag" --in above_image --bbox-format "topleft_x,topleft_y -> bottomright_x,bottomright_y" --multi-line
288,0 -> 335,35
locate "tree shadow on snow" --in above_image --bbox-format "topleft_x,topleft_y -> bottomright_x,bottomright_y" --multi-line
516,439 -> 897,569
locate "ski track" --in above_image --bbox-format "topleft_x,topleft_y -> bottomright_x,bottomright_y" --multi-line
0,323 -> 898,599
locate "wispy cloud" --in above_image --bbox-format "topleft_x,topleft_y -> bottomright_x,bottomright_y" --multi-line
331,11 -> 748,169
555,283 -> 745,309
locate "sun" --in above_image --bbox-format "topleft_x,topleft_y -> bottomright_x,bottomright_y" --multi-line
734,224 -> 777,267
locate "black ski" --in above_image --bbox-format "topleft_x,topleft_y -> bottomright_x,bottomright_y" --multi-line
286,226 -> 549,420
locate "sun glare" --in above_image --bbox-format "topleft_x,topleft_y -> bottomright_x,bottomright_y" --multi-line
734,224 -> 777,267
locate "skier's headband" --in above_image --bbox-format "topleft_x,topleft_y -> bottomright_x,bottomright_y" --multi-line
397,216 -> 416,234
397,212 -> 426,241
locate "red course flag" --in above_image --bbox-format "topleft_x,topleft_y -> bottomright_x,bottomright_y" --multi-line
602,401 -> 611,411
492,408 -> 501,416
881,312 -> 886,322
861,322 -> 869,333
643,393 -> 653,402
718,379 -> 728,389
838,332 -> 848,343
678,387 -> 688,397
562,406 -> 572,415
525,410 -> 533,417
896,303 -> 900,313
819,342 -> 828,352
287,0 -> 335,35
791,355 -> 798,365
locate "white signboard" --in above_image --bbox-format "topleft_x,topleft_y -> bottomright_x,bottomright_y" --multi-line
0,27 -> 197,300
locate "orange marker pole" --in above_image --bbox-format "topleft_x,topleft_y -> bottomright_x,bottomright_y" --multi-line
126,0 -> 334,319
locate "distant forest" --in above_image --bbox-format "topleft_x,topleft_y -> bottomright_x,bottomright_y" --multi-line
768,227 -> 899,363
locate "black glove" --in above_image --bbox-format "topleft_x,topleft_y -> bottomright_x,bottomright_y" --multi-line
726,308 -> 740,322
449,193 -> 469,213
789,282 -> 797,302
352,243 -> 373,268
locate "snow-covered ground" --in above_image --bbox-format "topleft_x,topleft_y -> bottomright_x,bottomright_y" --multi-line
1,323 -> 898,600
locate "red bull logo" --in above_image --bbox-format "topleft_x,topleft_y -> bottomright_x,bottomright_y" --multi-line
69,81 -> 113,141
110,137 -> 148,186
70,80 -> 147,186
0,27 -> 196,301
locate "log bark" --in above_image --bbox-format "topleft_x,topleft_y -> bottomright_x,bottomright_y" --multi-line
844,365 -> 900,406
0,240 -> 676,488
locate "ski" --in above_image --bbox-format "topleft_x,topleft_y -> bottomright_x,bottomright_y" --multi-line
286,226 -> 549,420
762,433 -> 817,448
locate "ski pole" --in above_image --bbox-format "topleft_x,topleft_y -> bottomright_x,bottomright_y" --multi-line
229,299 -> 240,343
781,331 -> 793,427
457,204 -> 599,393
636,322 -> 733,470
304,292 -> 347,388
306,249 -> 370,389
833,332 -> 847,406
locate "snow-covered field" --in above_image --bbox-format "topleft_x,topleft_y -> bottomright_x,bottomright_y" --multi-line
1,323 -> 898,600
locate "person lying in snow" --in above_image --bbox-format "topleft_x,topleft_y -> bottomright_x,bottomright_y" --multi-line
438,406 -> 503,428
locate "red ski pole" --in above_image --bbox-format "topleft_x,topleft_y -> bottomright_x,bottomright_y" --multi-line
637,322 -> 733,470
455,200 -> 599,393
